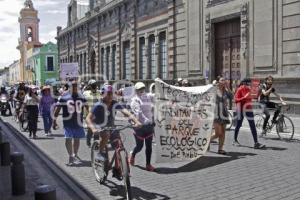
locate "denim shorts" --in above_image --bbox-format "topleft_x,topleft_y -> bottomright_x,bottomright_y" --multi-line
64,127 -> 85,139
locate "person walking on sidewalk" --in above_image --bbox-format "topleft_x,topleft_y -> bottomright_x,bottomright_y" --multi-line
128,82 -> 156,172
233,78 -> 266,149
52,81 -> 89,165
23,86 -> 40,139
259,76 -> 286,136
39,85 -> 55,136
210,76 -> 233,155
83,79 -> 101,147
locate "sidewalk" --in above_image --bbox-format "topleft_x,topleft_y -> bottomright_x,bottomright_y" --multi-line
0,119 -> 75,200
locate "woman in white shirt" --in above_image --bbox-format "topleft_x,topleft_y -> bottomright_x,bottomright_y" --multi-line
128,82 -> 156,172
23,86 -> 40,138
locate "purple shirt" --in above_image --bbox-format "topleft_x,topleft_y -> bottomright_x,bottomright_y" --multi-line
39,95 -> 55,114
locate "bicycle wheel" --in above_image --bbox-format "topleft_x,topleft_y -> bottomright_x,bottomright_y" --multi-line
254,114 -> 265,134
20,113 -> 28,132
226,111 -> 233,130
276,115 -> 294,141
119,150 -> 132,200
91,141 -> 107,184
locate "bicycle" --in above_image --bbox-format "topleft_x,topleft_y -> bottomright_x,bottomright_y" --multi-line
255,104 -> 294,141
91,125 -> 133,200
19,108 -> 28,132
226,111 -> 233,130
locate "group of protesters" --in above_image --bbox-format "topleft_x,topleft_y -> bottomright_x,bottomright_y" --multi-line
210,75 -> 286,154
1,74 -> 285,174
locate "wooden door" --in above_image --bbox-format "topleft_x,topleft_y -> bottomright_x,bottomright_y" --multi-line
214,18 -> 241,82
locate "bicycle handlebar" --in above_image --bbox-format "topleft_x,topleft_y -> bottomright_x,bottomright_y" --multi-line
95,124 -> 134,135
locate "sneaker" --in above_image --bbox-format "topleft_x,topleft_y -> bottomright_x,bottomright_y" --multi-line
254,143 -> 266,149
86,140 -> 91,148
128,152 -> 135,166
217,150 -> 227,155
232,140 -> 241,147
67,156 -> 75,166
260,130 -> 267,137
73,155 -> 82,164
112,167 -> 123,181
146,164 -> 156,172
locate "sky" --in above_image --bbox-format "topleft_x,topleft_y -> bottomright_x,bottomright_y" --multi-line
0,0 -> 70,68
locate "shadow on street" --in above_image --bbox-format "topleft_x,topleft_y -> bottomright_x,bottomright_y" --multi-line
153,152 -> 257,174
103,180 -> 171,200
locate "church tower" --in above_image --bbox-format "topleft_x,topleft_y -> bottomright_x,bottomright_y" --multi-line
17,0 -> 42,82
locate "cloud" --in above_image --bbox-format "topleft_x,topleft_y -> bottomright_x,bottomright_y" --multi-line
0,0 -> 67,67
46,10 -> 66,14
34,0 -> 60,7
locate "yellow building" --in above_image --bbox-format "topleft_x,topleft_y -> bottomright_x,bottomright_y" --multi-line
17,0 -> 42,83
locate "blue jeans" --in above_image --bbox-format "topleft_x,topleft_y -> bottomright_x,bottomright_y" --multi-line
42,112 -> 52,133
234,110 -> 258,144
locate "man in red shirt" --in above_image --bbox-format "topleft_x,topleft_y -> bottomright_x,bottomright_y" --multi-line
233,78 -> 266,149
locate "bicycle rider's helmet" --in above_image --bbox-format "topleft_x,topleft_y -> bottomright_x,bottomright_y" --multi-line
101,84 -> 113,94
88,79 -> 97,85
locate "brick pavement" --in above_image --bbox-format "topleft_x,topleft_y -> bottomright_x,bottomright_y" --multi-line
1,114 -> 300,200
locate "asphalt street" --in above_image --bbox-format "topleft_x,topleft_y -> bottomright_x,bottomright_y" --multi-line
1,114 -> 300,200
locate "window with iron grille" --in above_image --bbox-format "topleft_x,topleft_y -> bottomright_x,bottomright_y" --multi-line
149,35 -> 156,79
139,37 -> 147,79
46,56 -> 54,71
159,32 -> 167,79
111,45 -> 116,80
123,41 -> 131,80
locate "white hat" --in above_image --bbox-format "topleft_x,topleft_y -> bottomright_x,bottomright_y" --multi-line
88,79 -> 96,85
135,82 -> 146,90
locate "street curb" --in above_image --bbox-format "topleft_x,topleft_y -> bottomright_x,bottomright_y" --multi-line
0,118 -> 98,200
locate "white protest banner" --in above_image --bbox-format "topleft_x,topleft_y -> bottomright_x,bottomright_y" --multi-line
60,63 -> 79,80
155,78 -> 216,163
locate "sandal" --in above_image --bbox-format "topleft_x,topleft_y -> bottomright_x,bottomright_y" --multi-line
217,150 -> 227,155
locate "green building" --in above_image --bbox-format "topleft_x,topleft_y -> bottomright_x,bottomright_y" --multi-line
27,42 -> 59,86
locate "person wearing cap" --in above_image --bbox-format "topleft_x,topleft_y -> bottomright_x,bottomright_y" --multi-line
233,78 -> 266,149
39,85 -> 55,136
86,84 -> 142,180
128,82 -> 156,172
83,79 -> 101,147
175,78 -> 183,86
22,86 -> 40,138
52,81 -> 89,165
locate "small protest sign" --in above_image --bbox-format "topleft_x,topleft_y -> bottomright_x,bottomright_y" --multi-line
60,63 -> 79,80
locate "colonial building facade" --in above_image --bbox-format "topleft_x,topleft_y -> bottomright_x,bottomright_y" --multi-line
27,42 -> 59,86
57,0 -> 300,103
17,0 -> 42,82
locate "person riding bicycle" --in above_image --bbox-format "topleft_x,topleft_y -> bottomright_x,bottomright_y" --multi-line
0,86 -> 12,115
83,79 -> 101,147
86,84 -> 142,180
14,82 -> 27,120
259,76 -> 286,136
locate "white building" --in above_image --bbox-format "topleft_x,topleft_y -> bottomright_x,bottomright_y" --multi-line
8,60 -> 21,85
